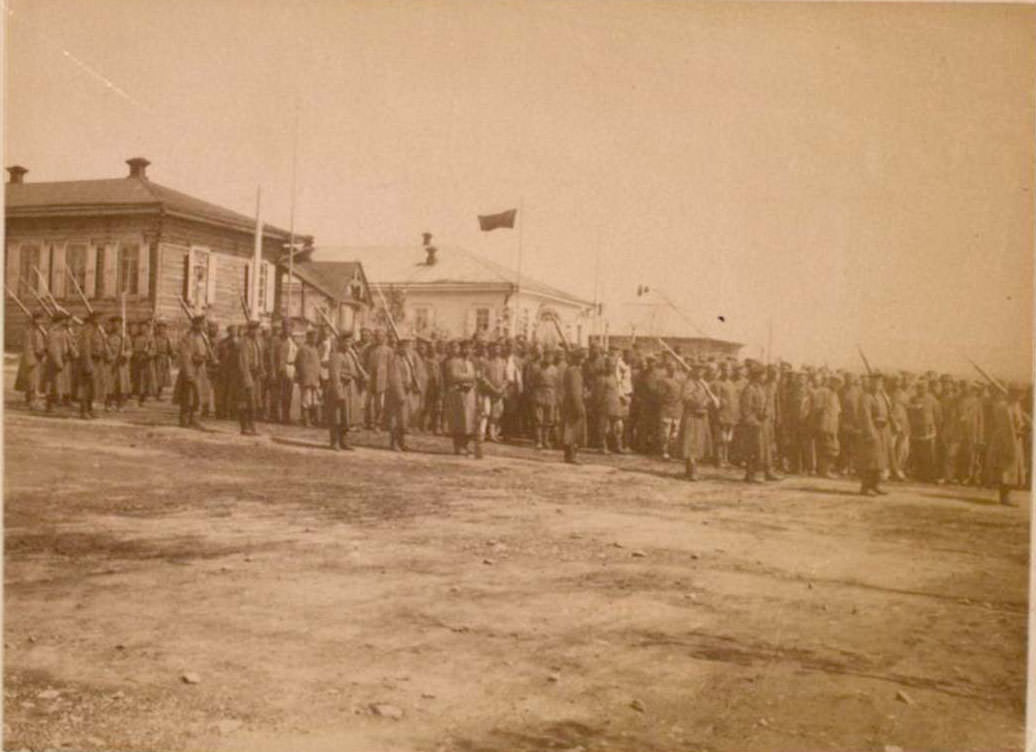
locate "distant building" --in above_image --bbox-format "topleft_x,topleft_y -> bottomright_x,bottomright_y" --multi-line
315,239 -> 595,345
280,259 -> 373,333
3,158 -> 369,346
590,334 -> 743,361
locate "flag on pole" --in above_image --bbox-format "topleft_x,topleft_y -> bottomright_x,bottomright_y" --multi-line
477,208 -> 517,231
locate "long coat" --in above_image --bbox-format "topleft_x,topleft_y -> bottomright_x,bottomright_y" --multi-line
386,351 -> 420,422
856,391 -> 889,472
295,344 -> 322,389
561,364 -> 587,447
77,324 -> 109,400
988,400 -> 1026,487
444,356 -> 478,436
175,330 -> 212,406
679,379 -> 712,461
232,336 -> 265,395
108,332 -> 131,395
153,334 -> 174,389
44,326 -> 74,397
366,344 -> 394,395
16,323 -> 47,394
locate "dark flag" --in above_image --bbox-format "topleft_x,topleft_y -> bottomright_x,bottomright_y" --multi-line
478,209 -> 517,232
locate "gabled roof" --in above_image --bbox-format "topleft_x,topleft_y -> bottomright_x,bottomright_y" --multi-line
5,175 -> 307,241
283,260 -> 370,305
314,245 -> 594,308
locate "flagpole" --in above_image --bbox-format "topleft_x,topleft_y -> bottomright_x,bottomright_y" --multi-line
251,185 -> 262,319
514,197 -> 525,337
286,98 -> 299,320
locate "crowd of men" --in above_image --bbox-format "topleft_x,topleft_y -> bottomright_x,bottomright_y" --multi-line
15,310 -> 1032,506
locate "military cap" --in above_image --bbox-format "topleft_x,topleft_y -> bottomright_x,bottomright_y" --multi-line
191,314 -> 207,323
31,310 -> 44,321
84,310 -> 102,322
109,314 -> 123,323
246,319 -> 261,329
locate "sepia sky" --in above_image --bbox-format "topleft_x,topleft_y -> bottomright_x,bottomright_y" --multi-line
4,1 -> 1034,378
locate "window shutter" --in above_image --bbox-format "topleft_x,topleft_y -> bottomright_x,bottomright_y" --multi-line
6,244 -> 21,294
183,251 -> 192,303
206,253 -> 217,305
50,244 -> 66,298
243,263 -> 250,311
464,307 -> 476,337
137,242 -> 149,298
37,243 -> 51,296
264,261 -> 275,313
84,245 -> 97,299
103,243 -> 118,298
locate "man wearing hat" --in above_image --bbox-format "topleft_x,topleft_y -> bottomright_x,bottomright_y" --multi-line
908,379 -> 939,482
856,372 -> 890,496
76,310 -> 107,419
176,314 -> 213,428
812,374 -> 842,479
131,318 -> 157,406
43,312 -> 73,412
987,384 -> 1027,505
325,332 -> 360,451
295,329 -> 322,427
364,329 -> 393,430
17,310 -> 48,410
385,335 -> 421,451
153,321 -> 174,401
738,362 -> 774,483
271,318 -> 298,424
679,361 -> 718,480
105,315 -> 130,411
560,347 -> 587,464
232,320 -> 265,436
444,339 -> 479,456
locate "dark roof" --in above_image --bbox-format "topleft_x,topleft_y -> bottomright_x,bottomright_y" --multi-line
5,175 -> 306,240
280,260 -> 369,304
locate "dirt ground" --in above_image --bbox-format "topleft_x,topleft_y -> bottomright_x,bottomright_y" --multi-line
3,380 -> 1030,751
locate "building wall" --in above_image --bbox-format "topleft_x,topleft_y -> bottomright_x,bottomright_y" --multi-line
391,287 -> 589,344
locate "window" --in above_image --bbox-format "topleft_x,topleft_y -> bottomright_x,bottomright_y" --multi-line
475,307 -> 490,333
414,306 -> 430,333
66,243 -> 89,298
117,243 -> 140,295
18,244 -> 41,293
185,248 -> 214,306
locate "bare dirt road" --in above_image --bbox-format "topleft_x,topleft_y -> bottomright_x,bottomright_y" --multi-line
3,391 -> 1029,752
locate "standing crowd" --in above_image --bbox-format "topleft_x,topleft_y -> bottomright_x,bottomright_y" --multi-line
16,310 -> 1032,506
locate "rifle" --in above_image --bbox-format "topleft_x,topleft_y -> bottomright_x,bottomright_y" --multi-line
64,265 -> 94,314
546,312 -> 570,351
857,346 -> 873,376
372,282 -> 401,342
32,265 -> 80,323
5,285 -> 32,318
964,355 -> 1031,427
178,295 -> 215,359
317,306 -> 340,338
656,336 -> 719,407
27,286 -> 55,316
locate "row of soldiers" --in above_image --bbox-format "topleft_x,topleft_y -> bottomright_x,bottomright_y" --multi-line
17,310 -> 175,415
15,311 -> 1031,505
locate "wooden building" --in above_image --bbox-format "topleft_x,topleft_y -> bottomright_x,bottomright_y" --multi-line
1,157 -> 366,347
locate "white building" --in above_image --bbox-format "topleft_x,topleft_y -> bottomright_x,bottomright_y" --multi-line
314,243 -> 594,346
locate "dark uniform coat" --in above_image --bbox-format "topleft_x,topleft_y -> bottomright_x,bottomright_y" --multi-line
444,356 -> 478,436
561,364 -> 587,447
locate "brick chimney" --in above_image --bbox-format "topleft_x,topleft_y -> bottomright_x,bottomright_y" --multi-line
126,157 -> 150,180
423,232 -> 437,265
7,165 -> 28,184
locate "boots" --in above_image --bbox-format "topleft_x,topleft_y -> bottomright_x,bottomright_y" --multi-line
339,427 -> 354,451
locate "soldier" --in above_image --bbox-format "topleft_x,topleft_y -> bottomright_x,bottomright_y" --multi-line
501,340 -> 524,441
987,385 -> 1027,505
272,319 -> 298,423
213,325 -> 237,420
326,333 -> 359,451
364,330 -> 393,430
175,314 -> 213,428
762,365 -> 783,480
936,375 -> 959,483
410,340 -> 429,432
738,363 -> 770,483
423,339 -> 444,434
657,359 -> 683,460
888,374 -> 912,480
838,373 -> 864,476
233,320 -> 265,436
153,321 -> 174,401
18,311 -> 48,410
908,379 -> 939,482
385,336 -> 421,452
679,362 -> 717,481
444,340 -> 478,456
295,329 -> 322,427
811,374 -> 842,478
560,348 -> 587,465
131,319 -> 157,405
857,373 -> 890,496
104,316 -> 130,411
76,310 -> 107,419
479,341 -> 507,442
